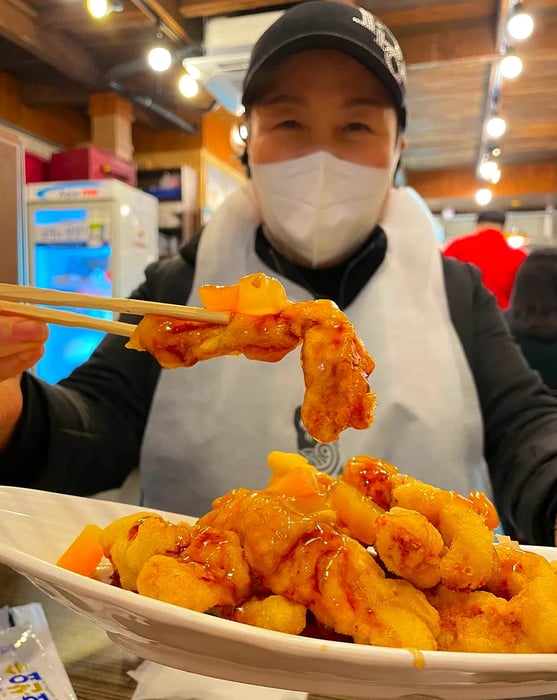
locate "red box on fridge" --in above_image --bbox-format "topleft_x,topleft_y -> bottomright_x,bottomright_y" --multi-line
49,146 -> 136,185
24,152 -> 50,183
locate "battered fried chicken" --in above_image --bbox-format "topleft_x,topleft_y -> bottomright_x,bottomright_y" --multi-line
229,595 -> 308,635
486,544 -> 556,599
99,512 -> 193,591
374,507 -> 444,589
198,488 -> 440,650
342,455 -> 497,590
137,526 -> 251,612
429,548 -> 557,653
127,290 -> 375,443
428,586 -> 517,652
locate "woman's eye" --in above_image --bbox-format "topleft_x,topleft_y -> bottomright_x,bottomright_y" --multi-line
344,123 -> 373,133
275,120 -> 302,130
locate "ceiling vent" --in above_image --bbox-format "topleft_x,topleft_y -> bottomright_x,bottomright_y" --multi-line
184,11 -> 283,113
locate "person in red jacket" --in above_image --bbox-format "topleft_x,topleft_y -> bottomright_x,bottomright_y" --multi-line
443,211 -> 527,309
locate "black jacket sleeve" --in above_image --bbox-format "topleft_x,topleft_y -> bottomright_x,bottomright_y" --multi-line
0,254 -> 195,495
463,263 -> 557,545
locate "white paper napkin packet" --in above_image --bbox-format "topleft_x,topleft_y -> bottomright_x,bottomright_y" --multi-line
0,603 -> 77,699
129,661 -> 308,700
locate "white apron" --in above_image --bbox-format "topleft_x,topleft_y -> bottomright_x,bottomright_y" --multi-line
140,184 -> 490,516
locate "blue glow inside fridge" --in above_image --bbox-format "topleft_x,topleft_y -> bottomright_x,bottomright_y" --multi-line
27,180 -> 158,383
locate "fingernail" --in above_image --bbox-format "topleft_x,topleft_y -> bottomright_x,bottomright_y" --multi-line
18,347 -> 44,363
13,320 -> 48,342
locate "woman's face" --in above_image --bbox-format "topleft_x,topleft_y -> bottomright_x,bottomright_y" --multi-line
247,49 -> 404,169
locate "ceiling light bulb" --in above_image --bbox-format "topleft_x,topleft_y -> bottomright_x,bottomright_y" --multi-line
475,188 -> 493,206
491,147 -> 502,157
508,8 -> 534,41
178,73 -> 199,99
491,166 -> 502,184
479,159 -> 499,181
87,0 -> 109,19
500,53 -> 523,79
147,47 -> 172,72
486,116 -> 507,139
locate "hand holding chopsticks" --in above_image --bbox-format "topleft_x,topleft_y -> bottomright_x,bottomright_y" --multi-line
0,284 -> 231,338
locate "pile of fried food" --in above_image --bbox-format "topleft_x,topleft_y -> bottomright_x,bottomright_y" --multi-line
61,451 -> 557,654
60,273 -> 556,654
126,273 -> 375,443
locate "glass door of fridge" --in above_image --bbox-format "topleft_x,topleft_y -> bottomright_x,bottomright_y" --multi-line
29,203 -> 113,383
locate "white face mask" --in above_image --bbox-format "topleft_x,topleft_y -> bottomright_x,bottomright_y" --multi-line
251,151 -> 395,268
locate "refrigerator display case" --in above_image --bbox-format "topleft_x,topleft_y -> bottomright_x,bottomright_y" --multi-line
27,179 -> 158,383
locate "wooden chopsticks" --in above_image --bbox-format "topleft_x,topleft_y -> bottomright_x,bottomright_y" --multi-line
0,283 -> 230,338
0,299 -> 137,338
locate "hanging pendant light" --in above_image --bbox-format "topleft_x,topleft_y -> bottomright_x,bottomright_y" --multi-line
507,2 -> 534,41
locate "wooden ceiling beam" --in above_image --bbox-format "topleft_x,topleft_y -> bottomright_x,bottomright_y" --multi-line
361,0 -> 454,11
179,0 -> 297,19
19,83 -> 90,108
0,0 -> 103,87
128,0 -> 190,42
178,0 -> 491,19
406,162 -> 557,202
39,4 -> 148,31
401,21 -> 494,67
377,0 -> 495,28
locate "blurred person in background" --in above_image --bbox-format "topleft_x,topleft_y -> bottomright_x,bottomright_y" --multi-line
507,248 -> 557,392
443,210 -> 527,309
1,1 -> 557,545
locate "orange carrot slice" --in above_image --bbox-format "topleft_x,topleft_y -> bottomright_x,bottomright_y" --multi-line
328,481 -> 383,545
199,283 -> 239,312
56,524 -> 104,576
199,273 -> 289,316
237,273 -> 288,315
267,467 -> 323,499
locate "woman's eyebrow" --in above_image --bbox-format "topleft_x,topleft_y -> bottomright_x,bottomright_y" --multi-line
258,94 -> 306,107
344,96 -> 388,108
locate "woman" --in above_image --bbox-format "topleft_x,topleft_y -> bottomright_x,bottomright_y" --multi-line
508,248 -> 557,392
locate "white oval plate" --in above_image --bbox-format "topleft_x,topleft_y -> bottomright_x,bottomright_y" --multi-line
1,486 -> 557,700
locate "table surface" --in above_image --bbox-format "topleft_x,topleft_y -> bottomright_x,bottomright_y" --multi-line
1,563 -> 138,699
3,562 -> 557,700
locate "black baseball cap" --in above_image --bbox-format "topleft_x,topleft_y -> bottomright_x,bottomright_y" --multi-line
242,0 -> 407,130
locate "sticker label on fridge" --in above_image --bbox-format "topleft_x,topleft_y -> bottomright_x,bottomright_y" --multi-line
34,222 -> 90,244
32,208 -> 110,246
35,181 -> 103,201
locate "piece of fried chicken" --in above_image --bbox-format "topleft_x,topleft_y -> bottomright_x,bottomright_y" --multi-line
342,455 -> 497,591
230,595 -> 308,635
99,512 -> 193,591
427,545 -> 557,652
127,298 -> 375,443
137,526 -> 252,612
198,488 -> 440,650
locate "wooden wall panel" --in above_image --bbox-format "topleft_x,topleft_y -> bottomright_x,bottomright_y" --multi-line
0,127 -> 24,284
0,73 -> 89,148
